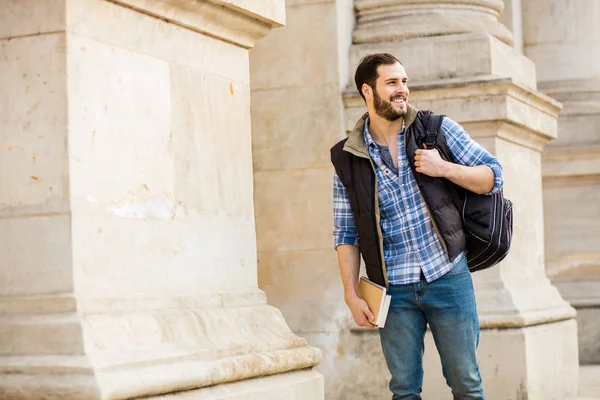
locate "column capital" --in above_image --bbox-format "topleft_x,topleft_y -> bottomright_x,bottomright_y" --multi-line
110,0 -> 285,48
353,0 -> 513,46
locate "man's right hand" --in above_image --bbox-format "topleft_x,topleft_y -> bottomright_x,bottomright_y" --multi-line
345,295 -> 376,329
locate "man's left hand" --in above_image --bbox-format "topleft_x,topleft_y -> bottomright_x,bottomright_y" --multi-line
414,146 -> 449,178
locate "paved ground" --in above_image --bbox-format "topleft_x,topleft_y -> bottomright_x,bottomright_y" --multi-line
578,365 -> 600,399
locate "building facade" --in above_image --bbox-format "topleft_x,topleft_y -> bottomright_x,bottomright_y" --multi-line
251,0 -> 598,398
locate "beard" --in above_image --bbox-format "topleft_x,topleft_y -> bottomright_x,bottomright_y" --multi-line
373,89 -> 406,121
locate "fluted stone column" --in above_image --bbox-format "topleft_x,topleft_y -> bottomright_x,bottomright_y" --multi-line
0,0 -> 323,398
523,0 -> 600,364
340,1 -> 579,398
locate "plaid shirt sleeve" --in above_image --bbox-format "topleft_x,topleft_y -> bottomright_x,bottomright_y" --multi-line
442,117 -> 504,195
333,172 -> 360,249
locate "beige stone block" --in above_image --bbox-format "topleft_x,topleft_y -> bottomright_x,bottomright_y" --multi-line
106,0 -> 282,49
146,369 -> 324,400
501,0 -> 524,53
543,176 -> 600,272
523,0 -> 600,44
251,83 -> 343,171
0,303 -> 322,399
0,0 -> 66,39
70,213 -> 257,298
350,33 -> 536,89
217,0 -> 285,24
66,34 -> 172,205
67,35 -> 255,219
0,314 -> 84,355
286,0 -> 335,6
526,43 -> 600,83
543,150 -> 600,178
0,33 -> 69,217
579,365 -> 600,398
553,112 -> 600,151
523,0 -> 600,82
250,2 -> 339,89
254,169 -> 334,252
0,216 -> 72,296
258,249 -> 344,333
67,0 -> 250,85
170,65 -> 255,219
575,308 -> 600,364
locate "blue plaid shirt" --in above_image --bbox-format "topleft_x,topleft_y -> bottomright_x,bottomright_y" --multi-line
333,117 -> 504,285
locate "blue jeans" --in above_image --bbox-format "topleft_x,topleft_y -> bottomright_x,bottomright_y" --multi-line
379,256 -> 485,400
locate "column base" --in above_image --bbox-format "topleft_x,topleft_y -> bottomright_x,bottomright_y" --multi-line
0,292 -> 322,399
422,319 -> 579,399
146,369 -> 324,400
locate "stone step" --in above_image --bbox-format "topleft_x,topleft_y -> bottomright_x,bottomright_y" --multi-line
577,365 -> 600,399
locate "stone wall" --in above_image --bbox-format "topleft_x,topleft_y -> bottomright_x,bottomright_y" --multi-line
0,0 -> 323,398
522,0 -> 600,364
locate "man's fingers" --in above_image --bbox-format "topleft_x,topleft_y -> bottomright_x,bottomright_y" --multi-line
358,318 -> 376,328
363,306 -> 375,322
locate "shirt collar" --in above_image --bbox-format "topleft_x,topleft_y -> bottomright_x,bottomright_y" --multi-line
363,117 -> 405,149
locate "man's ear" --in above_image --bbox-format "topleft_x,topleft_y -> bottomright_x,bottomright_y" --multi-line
362,83 -> 372,100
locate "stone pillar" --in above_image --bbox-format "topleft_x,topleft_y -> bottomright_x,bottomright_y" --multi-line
501,0 -> 523,53
339,1 -> 578,398
0,0 -> 323,398
249,1 -> 357,398
523,0 -> 600,364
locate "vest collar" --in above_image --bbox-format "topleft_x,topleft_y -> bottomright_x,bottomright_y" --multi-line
343,104 -> 419,158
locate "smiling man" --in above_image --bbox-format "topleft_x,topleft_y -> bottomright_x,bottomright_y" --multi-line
330,54 -> 504,399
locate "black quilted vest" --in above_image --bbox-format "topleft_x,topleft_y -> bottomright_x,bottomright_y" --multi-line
330,110 -> 466,287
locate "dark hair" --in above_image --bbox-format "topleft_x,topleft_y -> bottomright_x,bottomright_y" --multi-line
354,53 -> 402,101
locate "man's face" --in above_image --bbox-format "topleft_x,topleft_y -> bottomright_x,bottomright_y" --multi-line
371,63 -> 409,121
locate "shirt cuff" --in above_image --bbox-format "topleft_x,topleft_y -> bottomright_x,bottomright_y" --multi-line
485,163 -> 504,195
334,235 -> 360,250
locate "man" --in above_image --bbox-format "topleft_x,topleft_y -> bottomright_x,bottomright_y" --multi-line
330,53 -> 504,399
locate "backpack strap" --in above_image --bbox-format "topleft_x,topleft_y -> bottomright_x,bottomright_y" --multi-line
424,112 -> 445,149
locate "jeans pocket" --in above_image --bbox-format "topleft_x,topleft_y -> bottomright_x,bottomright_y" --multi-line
445,255 -> 469,276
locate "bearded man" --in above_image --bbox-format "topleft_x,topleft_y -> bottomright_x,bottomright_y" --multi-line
331,53 -> 505,400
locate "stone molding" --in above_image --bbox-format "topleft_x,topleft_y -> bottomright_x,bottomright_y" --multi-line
343,76 -> 561,152
107,0 -> 284,48
353,0 -> 513,46
0,292 -> 322,399
349,33 -> 537,90
554,279 -> 600,308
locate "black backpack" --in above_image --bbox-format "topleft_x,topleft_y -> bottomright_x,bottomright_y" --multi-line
420,113 -> 513,272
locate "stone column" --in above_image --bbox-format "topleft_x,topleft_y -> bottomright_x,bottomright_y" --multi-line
340,1 -> 579,398
523,0 -> 600,364
0,0 -> 323,398
249,0 -> 356,398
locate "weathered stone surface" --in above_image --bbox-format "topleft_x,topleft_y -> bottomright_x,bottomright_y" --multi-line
574,308 -> 600,364
524,0 -> 600,366
0,0 -> 66,39
0,0 -> 323,398
146,369 -> 324,400
254,169 -> 334,252
353,0 -> 513,46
